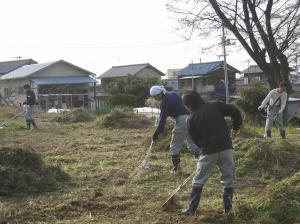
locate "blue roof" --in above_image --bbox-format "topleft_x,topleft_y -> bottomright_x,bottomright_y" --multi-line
177,61 -> 240,77
31,76 -> 96,85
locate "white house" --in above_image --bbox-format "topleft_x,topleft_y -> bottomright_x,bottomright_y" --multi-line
0,60 -> 97,110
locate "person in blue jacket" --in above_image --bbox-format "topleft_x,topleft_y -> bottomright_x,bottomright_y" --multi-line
150,85 -> 200,174
23,84 -> 38,129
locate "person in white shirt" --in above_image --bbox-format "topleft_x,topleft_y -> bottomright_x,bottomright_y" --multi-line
258,82 -> 288,139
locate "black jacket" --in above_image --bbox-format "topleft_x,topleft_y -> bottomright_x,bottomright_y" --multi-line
188,100 -> 242,155
25,89 -> 37,106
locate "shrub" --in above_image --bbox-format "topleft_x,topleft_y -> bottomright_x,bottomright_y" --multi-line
94,106 -> 113,116
108,93 -> 138,107
97,107 -> 152,129
235,84 -> 269,125
145,97 -> 160,108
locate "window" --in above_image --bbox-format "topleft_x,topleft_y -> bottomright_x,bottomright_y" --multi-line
18,87 -> 24,95
4,88 -> 11,97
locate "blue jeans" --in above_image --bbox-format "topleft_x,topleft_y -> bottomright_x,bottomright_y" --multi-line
25,105 -> 34,121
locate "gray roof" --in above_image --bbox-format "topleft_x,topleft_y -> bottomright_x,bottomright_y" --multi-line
0,60 -> 95,80
241,65 -> 263,74
177,61 -> 240,77
32,76 -> 96,85
99,63 -> 165,78
0,59 -> 37,75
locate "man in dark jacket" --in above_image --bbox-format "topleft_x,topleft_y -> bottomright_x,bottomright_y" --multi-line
23,84 -> 38,129
181,91 -> 242,215
150,86 -> 200,174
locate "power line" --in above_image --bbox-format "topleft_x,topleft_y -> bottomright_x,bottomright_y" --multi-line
0,37 -> 220,49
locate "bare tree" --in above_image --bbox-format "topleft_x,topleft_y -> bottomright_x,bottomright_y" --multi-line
167,0 -> 300,90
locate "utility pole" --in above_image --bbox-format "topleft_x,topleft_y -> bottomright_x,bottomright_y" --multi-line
296,55 -> 299,76
191,60 -> 194,91
220,25 -> 236,103
13,56 -> 23,60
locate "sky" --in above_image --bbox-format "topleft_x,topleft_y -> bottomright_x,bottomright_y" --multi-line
0,0 -> 254,76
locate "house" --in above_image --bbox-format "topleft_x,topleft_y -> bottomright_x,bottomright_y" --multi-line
0,59 -> 37,77
0,60 -> 97,110
177,61 -> 239,100
161,68 -> 180,92
241,65 -> 268,87
99,63 -> 164,86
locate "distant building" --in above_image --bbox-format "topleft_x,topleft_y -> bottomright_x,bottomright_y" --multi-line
161,68 -> 180,92
241,65 -> 268,87
99,63 -> 164,87
166,68 -> 180,79
0,59 -> 37,77
0,60 -> 97,110
177,61 -> 239,100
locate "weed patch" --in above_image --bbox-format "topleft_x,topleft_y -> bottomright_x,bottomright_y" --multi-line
97,107 -> 152,129
235,172 -> 300,224
52,108 -> 94,123
0,144 -> 69,196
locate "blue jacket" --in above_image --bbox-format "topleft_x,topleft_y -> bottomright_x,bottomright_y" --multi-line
154,92 -> 189,137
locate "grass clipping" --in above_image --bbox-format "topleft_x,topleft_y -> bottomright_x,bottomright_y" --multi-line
235,172 -> 300,224
233,137 -> 300,180
52,107 -> 94,123
97,107 -> 152,129
0,145 -> 69,196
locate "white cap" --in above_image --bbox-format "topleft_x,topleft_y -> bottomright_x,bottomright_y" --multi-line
150,85 -> 166,96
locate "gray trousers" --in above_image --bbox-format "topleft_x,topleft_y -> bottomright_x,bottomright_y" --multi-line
25,105 -> 34,121
192,149 -> 234,188
265,106 -> 284,133
170,114 -> 200,156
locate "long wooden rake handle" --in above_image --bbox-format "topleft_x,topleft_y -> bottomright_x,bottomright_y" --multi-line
0,110 -> 25,127
161,170 -> 197,208
129,141 -> 154,178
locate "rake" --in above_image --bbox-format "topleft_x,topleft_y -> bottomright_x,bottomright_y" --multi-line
129,141 -> 154,178
0,110 -> 25,129
161,170 -> 196,210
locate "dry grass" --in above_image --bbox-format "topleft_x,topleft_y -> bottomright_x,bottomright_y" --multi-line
0,106 -> 299,224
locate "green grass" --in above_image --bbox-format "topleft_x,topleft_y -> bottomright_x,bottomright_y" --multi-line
0,105 -> 299,223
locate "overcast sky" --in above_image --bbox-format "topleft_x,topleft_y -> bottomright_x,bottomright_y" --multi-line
0,0 -> 253,76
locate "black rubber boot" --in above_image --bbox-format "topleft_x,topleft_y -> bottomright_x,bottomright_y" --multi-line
26,120 -> 31,130
31,119 -> 38,129
266,130 -> 271,138
170,154 -> 180,174
280,130 -> 286,139
194,150 -> 200,159
182,186 -> 203,215
223,188 -> 234,213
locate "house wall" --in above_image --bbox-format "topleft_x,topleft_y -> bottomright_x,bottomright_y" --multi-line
0,78 -> 34,105
135,67 -> 163,79
31,63 -> 90,78
178,69 -> 236,100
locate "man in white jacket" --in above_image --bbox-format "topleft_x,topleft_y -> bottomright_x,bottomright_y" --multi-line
258,82 -> 288,139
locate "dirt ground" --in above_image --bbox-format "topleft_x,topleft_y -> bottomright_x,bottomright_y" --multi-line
0,110 -> 299,224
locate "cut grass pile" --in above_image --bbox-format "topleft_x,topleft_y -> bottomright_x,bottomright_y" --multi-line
233,136 -> 300,180
97,107 -> 152,129
51,107 -> 95,123
0,144 -> 69,196
235,172 -> 300,224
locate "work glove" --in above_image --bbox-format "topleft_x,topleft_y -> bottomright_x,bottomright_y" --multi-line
152,132 -> 159,142
257,105 -> 264,111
